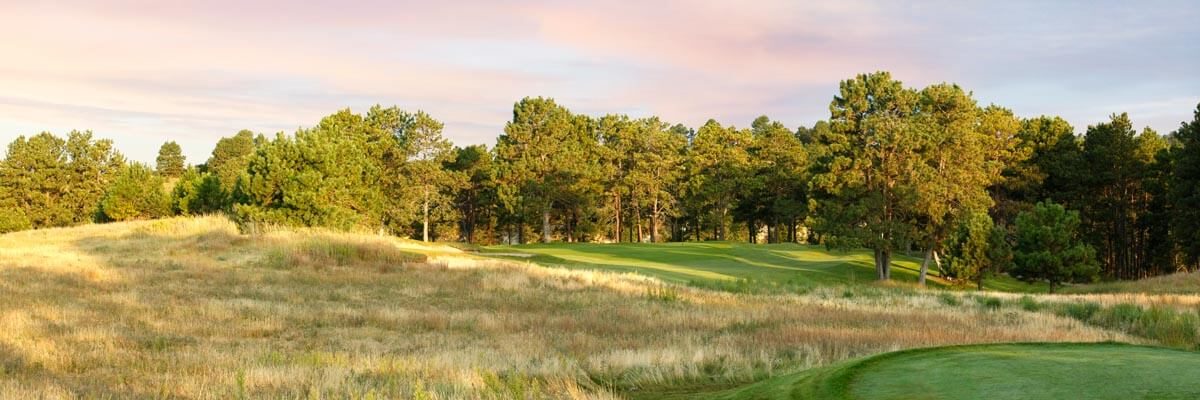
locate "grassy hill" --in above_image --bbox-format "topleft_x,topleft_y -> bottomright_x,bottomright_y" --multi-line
1064,270 -> 1200,295
0,216 -> 1192,399
485,242 -> 1044,292
694,343 -> 1200,400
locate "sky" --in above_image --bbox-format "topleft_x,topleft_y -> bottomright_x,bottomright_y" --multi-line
1,0 -> 1198,163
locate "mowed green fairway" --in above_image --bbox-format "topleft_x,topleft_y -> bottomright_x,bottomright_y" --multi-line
703,343 -> 1200,400
486,242 -> 1039,290
487,242 -> 927,286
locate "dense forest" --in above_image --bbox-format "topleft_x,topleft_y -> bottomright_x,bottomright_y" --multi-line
3,72 -> 1199,288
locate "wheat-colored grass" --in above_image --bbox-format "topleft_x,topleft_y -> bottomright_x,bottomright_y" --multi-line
0,216 -> 1149,399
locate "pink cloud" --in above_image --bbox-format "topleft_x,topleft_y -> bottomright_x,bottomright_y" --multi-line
0,1 -> 1195,162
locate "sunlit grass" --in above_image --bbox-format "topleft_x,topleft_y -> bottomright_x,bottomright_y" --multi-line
0,216 -> 1177,399
486,242 -> 1050,292
697,343 -> 1200,400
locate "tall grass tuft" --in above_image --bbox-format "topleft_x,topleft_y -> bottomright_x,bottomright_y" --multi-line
645,284 -> 681,303
1056,301 -> 1200,349
260,237 -> 425,271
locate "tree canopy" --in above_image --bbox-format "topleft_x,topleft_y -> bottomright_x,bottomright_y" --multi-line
3,73 -> 1199,285
156,141 -> 185,178
1012,201 -> 1100,292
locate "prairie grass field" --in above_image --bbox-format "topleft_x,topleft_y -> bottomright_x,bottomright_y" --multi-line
0,216 -> 1197,399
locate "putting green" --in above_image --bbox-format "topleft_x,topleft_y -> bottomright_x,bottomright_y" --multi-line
701,343 -> 1200,400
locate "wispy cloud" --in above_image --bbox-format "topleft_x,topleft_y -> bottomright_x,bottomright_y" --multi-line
0,0 -> 1196,162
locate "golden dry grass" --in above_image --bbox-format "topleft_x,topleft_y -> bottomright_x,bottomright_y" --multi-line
0,216 -> 1150,399
1068,271 -> 1200,295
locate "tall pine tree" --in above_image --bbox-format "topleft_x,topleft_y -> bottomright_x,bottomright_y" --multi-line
155,141 -> 186,178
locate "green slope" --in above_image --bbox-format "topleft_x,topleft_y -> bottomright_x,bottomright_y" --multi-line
486,242 -> 1043,291
696,343 -> 1200,400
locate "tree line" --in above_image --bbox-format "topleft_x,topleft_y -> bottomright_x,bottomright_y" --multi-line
2,72 -> 1199,290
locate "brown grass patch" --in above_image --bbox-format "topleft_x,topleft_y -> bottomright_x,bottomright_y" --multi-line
0,216 -> 1156,399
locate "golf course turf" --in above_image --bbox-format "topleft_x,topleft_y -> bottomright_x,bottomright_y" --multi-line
695,342 -> 1200,400
486,242 -> 1044,291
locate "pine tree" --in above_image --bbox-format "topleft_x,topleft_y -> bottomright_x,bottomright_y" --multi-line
171,167 -> 224,215
596,114 -> 635,242
1012,201 -> 1099,293
0,185 -> 30,233
627,117 -> 686,243
992,116 -> 1077,225
1133,129 -> 1173,276
233,110 -> 390,232
1170,103 -> 1200,270
396,111 -> 462,242
448,145 -> 497,243
745,116 -> 808,243
942,211 -> 996,289
1,133 -> 71,227
155,141 -> 186,178
494,97 -> 590,243
1077,113 -> 1155,279
63,131 -> 125,223
0,131 -> 123,230
911,86 -> 1017,285
99,163 -> 170,222
207,130 -> 257,200
686,119 -> 752,241
810,72 -> 923,280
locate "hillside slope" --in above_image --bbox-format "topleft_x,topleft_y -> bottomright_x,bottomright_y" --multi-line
0,217 -> 1137,399
487,242 -> 1044,292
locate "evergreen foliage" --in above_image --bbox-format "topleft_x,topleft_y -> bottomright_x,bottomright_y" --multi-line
1,74 -> 1197,284
0,131 -> 124,230
171,167 -> 224,215
232,110 -> 391,233
207,130 -> 258,200
1012,201 -> 1100,292
1170,105 -> 1200,269
99,163 -> 171,221
155,141 -> 185,178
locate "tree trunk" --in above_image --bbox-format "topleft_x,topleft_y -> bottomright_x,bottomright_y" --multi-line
517,221 -> 525,244
614,192 -> 621,243
933,250 -> 942,276
919,248 -> 932,287
878,247 -> 888,278
883,249 -> 892,280
636,208 -> 644,243
541,208 -> 551,243
463,203 -> 475,243
748,219 -> 756,244
874,248 -> 892,281
422,187 -> 430,242
1049,281 -> 1057,294
650,199 -> 659,243
566,212 -> 574,243
720,208 -> 728,240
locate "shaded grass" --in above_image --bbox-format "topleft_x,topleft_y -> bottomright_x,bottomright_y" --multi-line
1011,296 -> 1200,350
486,242 -> 1045,293
1066,271 -> 1200,295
